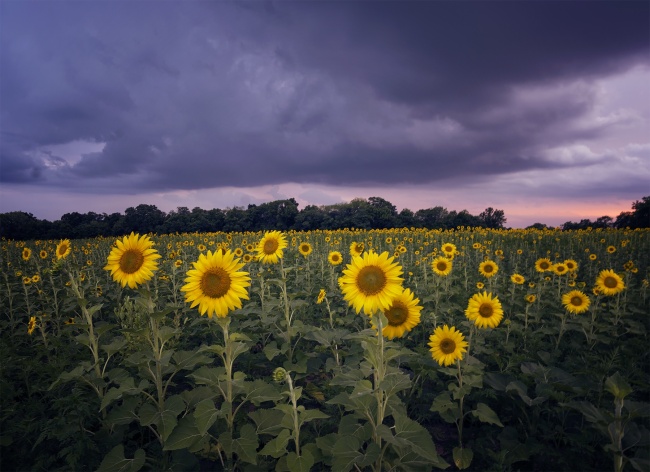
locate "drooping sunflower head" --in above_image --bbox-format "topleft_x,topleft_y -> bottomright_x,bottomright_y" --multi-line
465,291 -> 504,329
595,269 -> 625,296
339,251 -> 404,315
562,290 -> 591,314
535,258 -> 552,273
298,242 -> 313,257
381,288 -> 422,340
428,325 -> 468,367
104,233 -> 161,289
431,256 -> 453,277
478,260 -> 498,278
328,251 -> 343,266
510,273 -> 525,285
22,247 -> 32,261
256,231 -> 288,264
349,241 -> 365,257
181,249 -> 251,318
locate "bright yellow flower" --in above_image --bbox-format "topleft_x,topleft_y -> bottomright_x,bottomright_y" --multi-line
256,231 -> 288,264
595,269 -> 625,296
381,288 -> 422,340
562,290 -> 590,314
429,325 -> 468,366
431,256 -> 452,276
465,292 -> 504,329
104,233 -> 161,289
478,260 -> 498,278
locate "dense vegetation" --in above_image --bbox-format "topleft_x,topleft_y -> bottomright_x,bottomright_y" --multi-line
1,225 -> 648,471
1,195 -> 647,241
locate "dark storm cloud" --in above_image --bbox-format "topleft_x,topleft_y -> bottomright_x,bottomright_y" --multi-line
0,1 -> 648,193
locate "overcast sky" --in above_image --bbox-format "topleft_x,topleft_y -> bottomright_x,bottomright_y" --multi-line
1,0 -> 648,228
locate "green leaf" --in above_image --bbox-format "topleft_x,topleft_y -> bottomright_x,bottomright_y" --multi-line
139,395 -> 185,442
298,409 -> 329,426
258,428 -> 291,458
263,342 -> 281,361
605,372 -> 633,400
471,403 -> 503,427
331,436 -> 362,472
287,450 -> 314,472
173,350 -> 212,370
194,399 -> 221,435
378,371 -> 412,398
249,408 -> 286,436
390,412 -> 449,469
233,424 -> 259,465
453,446 -> 473,470
163,415 -> 204,451
430,392 -> 460,424
96,444 -> 145,472
244,379 -> 283,405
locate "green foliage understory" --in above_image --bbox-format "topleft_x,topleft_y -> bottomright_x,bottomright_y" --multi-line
1,226 -> 649,471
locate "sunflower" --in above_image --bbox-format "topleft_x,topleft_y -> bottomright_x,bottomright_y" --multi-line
465,292 -> 504,329
562,290 -> 590,314
39,250 -> 48,260
606,245 -> 616,254
381,288 -> 422,340
428,325 -> 468,367
234,247 -> 244,257
441,243 -> 457,257
256,231 -> 288,264
56,239 -> 72,260
564,259 -> 579,272
510,273 -> 525,285
243,254 -> 253,263
589,254 -> 597,261
525,294 -> 536,303
472,242 -> 481,249
476,282 -> 485,289
181,249 -> 251,318
298,242 -> 313,257
552,263 -> 568,276
104,233 -> 161,289
22,247 -> 32,261
431,256 -> 452,276
535,258 -> 552,272
328,251 -> 343,266
316,289 -> 326,304
339,251 -> 404,315
478,260 -> 498,278
349,241 -> 364,257
27,316 -> 37,335
23,277 -> 31,285
174,259 -> 183,268
595,269 -> 625,296
31,275 -> 40,283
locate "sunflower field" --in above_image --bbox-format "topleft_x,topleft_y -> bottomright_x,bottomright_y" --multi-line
1,227 -> 649,472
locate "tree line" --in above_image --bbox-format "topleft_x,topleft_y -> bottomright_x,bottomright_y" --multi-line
0,195 -> 647,241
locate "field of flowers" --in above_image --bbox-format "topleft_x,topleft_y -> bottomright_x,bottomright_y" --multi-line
1,227 -> 649,472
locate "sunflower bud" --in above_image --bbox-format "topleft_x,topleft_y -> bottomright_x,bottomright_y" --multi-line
272,367 -> 287,383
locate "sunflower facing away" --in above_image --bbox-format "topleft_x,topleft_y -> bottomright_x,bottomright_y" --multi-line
256,231 -> 288,264
56,239 -> 72,260
562,290 -> 591,314
298,242 -> 313,257
429,325 -> 468,367
328,251 -> 343,266
595,269 -> 625,296
104,233 -> 161,289
381,288 -> 422,340
339,251 -> 404,315
181,249 -> 251,318
431,256 -> 453,276
465,291 -> 504,329
478,260 -> 498,278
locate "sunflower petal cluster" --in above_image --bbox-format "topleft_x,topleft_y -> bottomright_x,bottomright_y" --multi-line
465,291 -> 504,329
104,233 -> 161,289
595,269 -> 625,296
339,251 -> 403,315
429,325 -> 468,366
381,288 -> 422,340
256,231 -> 288,264
181,249 -> 251,318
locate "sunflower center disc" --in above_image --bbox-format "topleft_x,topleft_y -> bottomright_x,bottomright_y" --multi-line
385,302 -> 408,326
440,339 -> 456,354
604,276 -> 618,288
263,239 -> 279,255
119,250 -> 145,274
437,262 -> 447,271
484,265 -> 493,273
571,296 -> 583,306
541,262 -> 549,269
201,269 -> 232,298
58,244 -> 68,255
479,303 -> 493,318
357,266 -> 387,295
